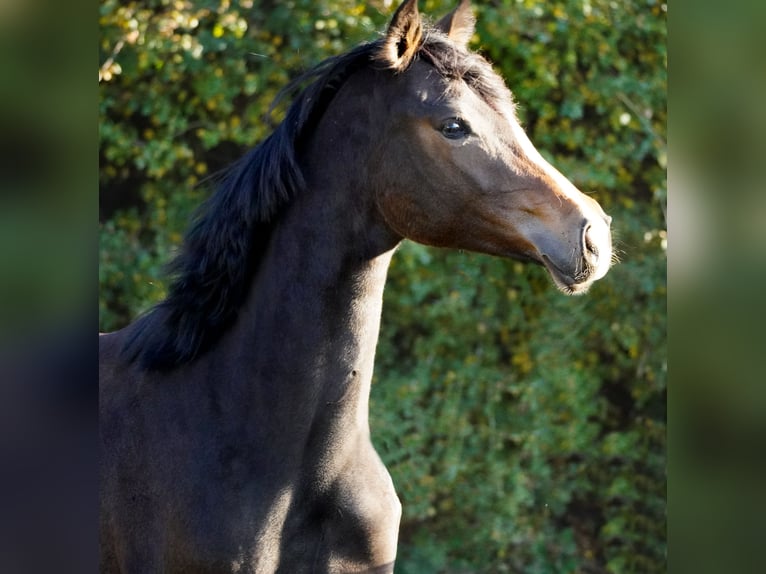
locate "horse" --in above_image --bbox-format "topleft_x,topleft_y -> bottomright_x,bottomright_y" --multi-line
99,1 -> 613,571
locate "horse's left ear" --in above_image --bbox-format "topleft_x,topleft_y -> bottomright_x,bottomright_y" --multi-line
435,0 -> 475,49
377,0 -> 423,71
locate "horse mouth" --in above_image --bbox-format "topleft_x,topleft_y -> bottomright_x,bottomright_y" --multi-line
540,255 -> 592,296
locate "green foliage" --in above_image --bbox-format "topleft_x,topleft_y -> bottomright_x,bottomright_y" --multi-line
100,1 -> 665,571
99,0 -> 381,328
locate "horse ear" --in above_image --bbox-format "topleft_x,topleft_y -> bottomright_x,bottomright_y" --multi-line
377,0 -> 423,71
435,0 -> 475,49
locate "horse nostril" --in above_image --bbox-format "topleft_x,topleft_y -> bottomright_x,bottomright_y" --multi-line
584,224 -> 598,260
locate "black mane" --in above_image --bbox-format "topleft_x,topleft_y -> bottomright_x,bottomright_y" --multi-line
122,28 -> 510,371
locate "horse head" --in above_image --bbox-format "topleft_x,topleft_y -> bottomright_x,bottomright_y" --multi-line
372,0 -> 612,294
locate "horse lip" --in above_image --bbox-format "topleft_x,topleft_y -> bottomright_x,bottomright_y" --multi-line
541,254 -> 591,295
541,255 -> 574,284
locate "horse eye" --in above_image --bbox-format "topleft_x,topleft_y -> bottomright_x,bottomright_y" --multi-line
440,118 -> 469,139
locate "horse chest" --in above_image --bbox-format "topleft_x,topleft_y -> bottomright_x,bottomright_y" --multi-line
159,440 -> 400,573
270,442 -> 401,573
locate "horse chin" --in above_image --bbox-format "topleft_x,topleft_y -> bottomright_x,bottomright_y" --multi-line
499,251 -> 590,294
540,255 -> 593,296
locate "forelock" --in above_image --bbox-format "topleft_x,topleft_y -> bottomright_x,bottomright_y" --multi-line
418,32 -> 516,118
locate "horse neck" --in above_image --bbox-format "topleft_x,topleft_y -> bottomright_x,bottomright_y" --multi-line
222,87 -> 399,437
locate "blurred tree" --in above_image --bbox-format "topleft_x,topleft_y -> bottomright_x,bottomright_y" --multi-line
99,1 -> 666,571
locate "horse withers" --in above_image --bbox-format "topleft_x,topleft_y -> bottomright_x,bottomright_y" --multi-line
99,1 -> 612,572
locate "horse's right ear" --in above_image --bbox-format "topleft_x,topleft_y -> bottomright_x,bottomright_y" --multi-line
376,0 -> 423,72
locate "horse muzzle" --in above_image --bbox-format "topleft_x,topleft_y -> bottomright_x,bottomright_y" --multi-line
538,213 -> 613,295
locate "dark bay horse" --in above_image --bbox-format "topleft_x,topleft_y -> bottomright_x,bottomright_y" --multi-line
100,1 -> 613,571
